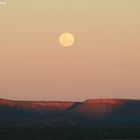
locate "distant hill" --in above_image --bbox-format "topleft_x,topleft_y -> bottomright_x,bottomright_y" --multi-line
0,98 -> 140,139
0,98 -> 74,111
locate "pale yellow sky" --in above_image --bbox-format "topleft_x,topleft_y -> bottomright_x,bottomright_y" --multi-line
0,0 -> 140,101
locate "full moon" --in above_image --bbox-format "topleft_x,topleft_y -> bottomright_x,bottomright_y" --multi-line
59,33 -> 75,47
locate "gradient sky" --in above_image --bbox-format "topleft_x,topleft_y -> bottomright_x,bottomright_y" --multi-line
0,0 -> 140,101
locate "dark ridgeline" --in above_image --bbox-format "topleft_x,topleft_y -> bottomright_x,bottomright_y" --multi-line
0,98 -> 140,139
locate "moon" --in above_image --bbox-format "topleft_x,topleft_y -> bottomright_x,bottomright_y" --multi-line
59,33 -> 75,47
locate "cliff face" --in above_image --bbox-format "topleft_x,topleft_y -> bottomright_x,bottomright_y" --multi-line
0,98 -> 74,112
85,99 -> 122,104
65,99 -> 122,116
1,98 -> 140,119
0,98 -> 16,107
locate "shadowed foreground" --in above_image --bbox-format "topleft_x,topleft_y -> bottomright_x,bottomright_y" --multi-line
0,98 -> 140,140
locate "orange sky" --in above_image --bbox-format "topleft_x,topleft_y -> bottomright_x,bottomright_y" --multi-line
0,0 -> 140,101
